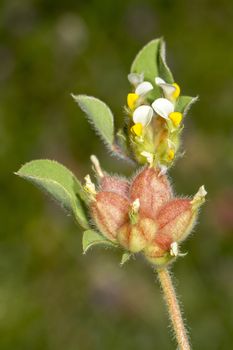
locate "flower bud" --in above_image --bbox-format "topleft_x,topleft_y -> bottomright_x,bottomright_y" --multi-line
100,175 -> 129,198
130,167 -> 172,220
91,192 -> 130,242
117,216 -> 157,253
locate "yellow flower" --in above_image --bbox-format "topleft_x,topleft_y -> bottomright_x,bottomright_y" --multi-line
169,112 -> 183,127
172,83 -> 180,100
127,93 -> 139,110
167,149 -> 175,161
131,123 -> 143,136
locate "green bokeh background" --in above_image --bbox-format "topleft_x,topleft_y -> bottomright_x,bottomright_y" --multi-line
1,0 -> 233,349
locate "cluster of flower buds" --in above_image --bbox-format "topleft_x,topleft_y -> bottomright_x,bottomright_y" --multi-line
84,156 -> 207,267
126,73 -> 184,170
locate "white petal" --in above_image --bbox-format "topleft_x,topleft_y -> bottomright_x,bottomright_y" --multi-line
155,77 -> 176,100
128,73 -> 144,86
135,81 -> 153,96
141,151 -> 154,165
152,98 -> 174,119
161,84 -> 176,99
155,77 -> 166,85
133,105 -> 153,126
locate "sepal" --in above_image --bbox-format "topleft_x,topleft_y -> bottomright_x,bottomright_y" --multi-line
130,167 -> 172,219
120,252 -> 132,266
91,192 -> 130,241
82,229 -> 117,254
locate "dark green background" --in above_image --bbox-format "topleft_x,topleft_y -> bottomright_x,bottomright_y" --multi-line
0,0 -> 233,349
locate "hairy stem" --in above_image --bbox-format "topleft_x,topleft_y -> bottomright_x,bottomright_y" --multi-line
157,268 -> 191,350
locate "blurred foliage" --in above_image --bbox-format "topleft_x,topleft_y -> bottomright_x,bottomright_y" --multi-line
0,0 -> 233,349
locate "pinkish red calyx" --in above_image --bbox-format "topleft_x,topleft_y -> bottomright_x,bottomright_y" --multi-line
88,160 -> 207,267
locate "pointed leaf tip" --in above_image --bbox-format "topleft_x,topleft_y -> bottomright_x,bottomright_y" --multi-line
175,95 -> 198,115
157,38 -> 174,84
72,94 -> 115,147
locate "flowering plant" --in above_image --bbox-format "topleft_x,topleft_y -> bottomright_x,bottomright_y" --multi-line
16,38 -> 206,350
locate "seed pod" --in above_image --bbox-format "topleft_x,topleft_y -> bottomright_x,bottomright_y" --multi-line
117,216 -> 157,253
156,198 -> 196,243
91,192 -> 130,241
100,175 -> 130,198
130,167 -> 172,219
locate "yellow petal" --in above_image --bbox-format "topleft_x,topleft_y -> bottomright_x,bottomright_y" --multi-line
167,149 -> 175,160
172,83 -> 181,99
127,93 -> 139,110
131,123 -> 143,136
169,112 -> 183,127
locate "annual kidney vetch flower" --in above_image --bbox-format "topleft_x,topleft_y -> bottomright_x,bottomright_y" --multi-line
126,73 -> 185,170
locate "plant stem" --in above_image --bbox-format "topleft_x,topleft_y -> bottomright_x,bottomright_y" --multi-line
157,268 -> 191,350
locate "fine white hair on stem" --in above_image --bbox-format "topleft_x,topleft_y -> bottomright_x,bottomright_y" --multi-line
157,268 -> 191,350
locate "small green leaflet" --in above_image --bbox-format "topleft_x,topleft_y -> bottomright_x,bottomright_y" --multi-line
175,96 -> 198,116
120,252 -> 132,266
72,94 -> 115,148
16,159 -> 89,229
82,230 -> 117,254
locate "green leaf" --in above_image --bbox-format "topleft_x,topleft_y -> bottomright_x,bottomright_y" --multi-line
130,38 -> 174,99
115,128 -> 133,161
120,252 -> 132,266
131,39 -> 160,83
16,159 -> 89,229
157,39 -> 174,84
72,94 -> 114,147
82,230 -> 117,254
175,96 -> 198,115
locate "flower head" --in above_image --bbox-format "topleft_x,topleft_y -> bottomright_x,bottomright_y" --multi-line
126,70 -> 185,168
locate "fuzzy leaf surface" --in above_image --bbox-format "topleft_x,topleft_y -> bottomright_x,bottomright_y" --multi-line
16,159 -> 89,229
131,39 -> 160,83
157,39 -> 174,83
176,96 -> 198,116
73,94 -> 114,147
